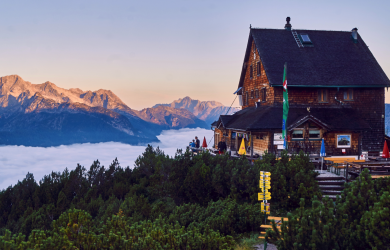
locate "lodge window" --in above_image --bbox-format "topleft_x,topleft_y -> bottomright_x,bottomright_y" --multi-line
292,122 -> 321,140
250,65 -> 253,78
257,62 -> 261,76
245,92 -> 249,105
262,88 -> 267,102
292,130 -> 303,139
344,88 -> 354,101
318,89 -> 328,103
292,129 -> 321,140
309,130 -> 321,139
255,89 -> 259,99
251,90 -> 254,99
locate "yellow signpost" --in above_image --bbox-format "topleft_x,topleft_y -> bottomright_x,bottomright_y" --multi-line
258,171 -> 271,214
259,171 -> 271,249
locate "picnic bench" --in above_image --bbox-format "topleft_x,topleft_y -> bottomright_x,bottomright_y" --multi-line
324,157 -> 365,176
370,175 -> 390,179
348,161 -> 390,178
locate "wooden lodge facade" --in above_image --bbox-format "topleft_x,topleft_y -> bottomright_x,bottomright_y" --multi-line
213,18 -> 390,157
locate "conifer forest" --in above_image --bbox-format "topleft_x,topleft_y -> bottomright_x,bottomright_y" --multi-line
0,147 -> 389,249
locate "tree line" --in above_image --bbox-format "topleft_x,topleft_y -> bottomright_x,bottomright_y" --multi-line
0,146 -> 321,249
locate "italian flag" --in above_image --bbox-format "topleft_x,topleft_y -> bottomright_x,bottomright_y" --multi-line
282,63 -> 289,149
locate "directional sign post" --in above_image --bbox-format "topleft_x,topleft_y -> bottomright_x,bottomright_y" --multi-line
259,171 -> 271,214
259,171 -> 271,250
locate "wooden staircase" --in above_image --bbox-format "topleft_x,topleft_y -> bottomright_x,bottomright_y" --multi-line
258,216 -> 288,239
316,176 -> 345,200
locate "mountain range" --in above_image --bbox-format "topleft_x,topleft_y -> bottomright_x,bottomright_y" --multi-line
0,75 -> 236,146
153,96 -> 238,125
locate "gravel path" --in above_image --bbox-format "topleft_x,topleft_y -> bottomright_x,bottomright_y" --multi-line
254,243 -> 278,250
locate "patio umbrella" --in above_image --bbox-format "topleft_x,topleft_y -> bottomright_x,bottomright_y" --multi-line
382,140 -> 390,160
238,138 -> 247,155
320,138 -> 326,173
202,136 -> 208,148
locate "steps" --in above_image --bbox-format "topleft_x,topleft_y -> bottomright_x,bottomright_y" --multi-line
258,217 -> 288,239
316,175 -> 345,200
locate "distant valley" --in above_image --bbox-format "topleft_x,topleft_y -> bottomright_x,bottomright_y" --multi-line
0,75 -> 237,146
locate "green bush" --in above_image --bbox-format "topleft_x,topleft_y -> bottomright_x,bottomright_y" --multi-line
0,146 -> 323,249
267,169 -> 390,249
1,208 -> 235,250
256,150 -> 321,210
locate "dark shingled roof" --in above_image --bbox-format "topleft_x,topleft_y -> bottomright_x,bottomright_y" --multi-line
219,115 -> 235,127
238,29 -> 390,88
221,106 -> 370,131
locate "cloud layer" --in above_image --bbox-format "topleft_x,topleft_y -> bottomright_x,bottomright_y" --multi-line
0,128 -> 214,190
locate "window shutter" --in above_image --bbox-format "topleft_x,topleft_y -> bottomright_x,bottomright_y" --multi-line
344,90 -> 347,100
350,89 -> 353,99
324,89 -> 327,101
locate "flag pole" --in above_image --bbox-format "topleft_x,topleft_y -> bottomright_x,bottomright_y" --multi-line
282,62 -> 289,152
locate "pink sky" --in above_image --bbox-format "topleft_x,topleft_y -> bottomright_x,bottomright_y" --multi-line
1,0 -> 389,110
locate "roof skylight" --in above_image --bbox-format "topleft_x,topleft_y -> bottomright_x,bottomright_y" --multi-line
300,34 -> 311,43
301,34 -> 311,43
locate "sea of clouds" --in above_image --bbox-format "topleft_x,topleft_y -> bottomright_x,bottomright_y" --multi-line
0,128 -> 214,190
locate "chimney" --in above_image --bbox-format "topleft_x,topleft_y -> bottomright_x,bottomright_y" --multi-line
351,28 -> 358,43
284,17 -> 292,30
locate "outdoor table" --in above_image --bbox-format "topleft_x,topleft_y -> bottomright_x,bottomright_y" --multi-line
348,161 -> 390,174
209,148 -> 219,154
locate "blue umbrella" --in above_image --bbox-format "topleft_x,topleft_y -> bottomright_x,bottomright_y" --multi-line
320,138 -> 326,173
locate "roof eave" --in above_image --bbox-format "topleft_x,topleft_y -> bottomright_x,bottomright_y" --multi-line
271,84 -> 389,88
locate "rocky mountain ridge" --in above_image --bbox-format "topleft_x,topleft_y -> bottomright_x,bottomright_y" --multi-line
135,105 -> 207,129
0,75 -> 226,146
0,75 -> 134,114
153,96 -> 239,124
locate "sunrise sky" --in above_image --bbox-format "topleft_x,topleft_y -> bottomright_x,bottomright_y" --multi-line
1,0 -> 389,110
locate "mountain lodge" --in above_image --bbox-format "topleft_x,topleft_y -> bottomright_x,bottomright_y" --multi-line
213,17 -> 390,158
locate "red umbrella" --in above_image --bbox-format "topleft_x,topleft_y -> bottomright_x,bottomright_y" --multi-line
202,136 -> 208,148
382,140 -> 390,158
